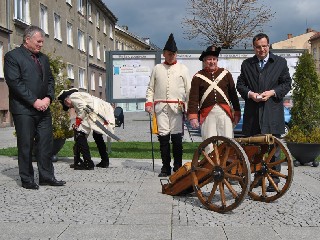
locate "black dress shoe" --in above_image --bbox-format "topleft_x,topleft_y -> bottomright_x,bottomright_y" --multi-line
158,172 -> 171,177
96,161 -> 109,168
22,182 -> 39,190
39,178 -> 66,186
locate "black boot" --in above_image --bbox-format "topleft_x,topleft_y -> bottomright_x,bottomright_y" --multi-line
171,133 -> 183,172
158,134 -> 171,177
71,135 -> 84,169
75,131 -> 94,170
93,131 -> 109,168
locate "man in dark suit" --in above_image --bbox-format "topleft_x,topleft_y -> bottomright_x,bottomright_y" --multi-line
4,25 -> 66,189
236,33 -> 292,192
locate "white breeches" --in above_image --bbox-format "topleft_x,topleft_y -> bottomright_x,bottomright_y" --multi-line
201,105 -> 233,153
156,105 -> 183,136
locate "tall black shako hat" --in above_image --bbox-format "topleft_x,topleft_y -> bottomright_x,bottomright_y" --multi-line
199,45 -> 221,61
163,33 -> 178,52
57,88 -> 78,111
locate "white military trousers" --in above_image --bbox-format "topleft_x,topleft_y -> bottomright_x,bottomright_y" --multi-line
156,105 -> 183,136
201,105 -> 233,153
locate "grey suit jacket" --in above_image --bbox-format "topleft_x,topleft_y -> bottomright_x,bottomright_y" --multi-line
4,45 -> 55,115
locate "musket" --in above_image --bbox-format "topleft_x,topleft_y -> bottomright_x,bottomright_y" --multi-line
84,105 -> 123,142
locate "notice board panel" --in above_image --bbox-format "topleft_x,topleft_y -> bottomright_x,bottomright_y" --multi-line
107,51 -> 159,102
107,49 -> 304,102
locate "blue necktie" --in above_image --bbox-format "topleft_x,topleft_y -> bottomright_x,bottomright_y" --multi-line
259,60 -> 265,69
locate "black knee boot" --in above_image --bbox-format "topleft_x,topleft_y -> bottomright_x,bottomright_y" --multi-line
171,133 -> 183,172
158,134 -> 171,177
93,131 -> 109,168
75,131 -> 94,170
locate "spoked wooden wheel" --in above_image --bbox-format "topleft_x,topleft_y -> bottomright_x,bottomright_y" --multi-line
191,136 -> 251,213
248,137 -> 294,202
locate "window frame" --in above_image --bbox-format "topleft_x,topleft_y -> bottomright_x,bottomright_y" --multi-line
14,0 -> 30,24
54,13 -> 62,41
67,22 -> 73,47
39,4 -> 48,34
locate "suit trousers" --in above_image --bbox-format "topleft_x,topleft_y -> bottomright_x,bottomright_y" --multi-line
13,112 -> 55,183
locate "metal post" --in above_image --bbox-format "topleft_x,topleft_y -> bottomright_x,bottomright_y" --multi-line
149,113 -> 155,171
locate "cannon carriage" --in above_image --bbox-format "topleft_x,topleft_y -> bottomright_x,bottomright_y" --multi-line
161,134 -> 294,213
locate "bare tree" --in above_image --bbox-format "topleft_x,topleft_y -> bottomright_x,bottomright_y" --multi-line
182,0 -> 275,49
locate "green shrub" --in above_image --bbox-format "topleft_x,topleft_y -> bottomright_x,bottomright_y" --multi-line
48,54 -> 73,139
286,51 -> 320,143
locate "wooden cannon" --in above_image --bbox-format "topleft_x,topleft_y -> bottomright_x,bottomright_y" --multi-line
161,134 -> 294,213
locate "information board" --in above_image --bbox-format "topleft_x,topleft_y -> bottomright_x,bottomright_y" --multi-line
110,53 -> 157,101
107,49 -> 304,102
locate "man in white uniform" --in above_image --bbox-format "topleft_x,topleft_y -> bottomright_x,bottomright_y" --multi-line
57,88 -> 115,170
145,33 -> 191,177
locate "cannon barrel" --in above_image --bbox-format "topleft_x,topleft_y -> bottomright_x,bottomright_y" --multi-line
234,134 -> 274,145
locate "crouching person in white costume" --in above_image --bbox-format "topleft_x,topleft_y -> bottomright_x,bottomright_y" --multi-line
57,88 -> 115,170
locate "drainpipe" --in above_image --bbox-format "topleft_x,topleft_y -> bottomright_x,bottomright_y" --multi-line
6,0 -> 11,50
86,0 -> 90,93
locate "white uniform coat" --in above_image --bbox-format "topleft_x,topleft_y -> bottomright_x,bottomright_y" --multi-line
146,62 -> 191,114
70,92 -> 115,136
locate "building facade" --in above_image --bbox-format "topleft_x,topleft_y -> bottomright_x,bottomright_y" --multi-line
115,25 -> 158,51
271,28 -> 317,52
309,32 -> 320,75
0,0 -> 118,126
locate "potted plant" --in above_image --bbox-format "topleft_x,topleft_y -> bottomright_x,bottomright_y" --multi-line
285,51 -> 320,167
48,55 -> 73,160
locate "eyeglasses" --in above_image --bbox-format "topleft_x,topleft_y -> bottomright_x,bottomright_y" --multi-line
254,45 -> 269,50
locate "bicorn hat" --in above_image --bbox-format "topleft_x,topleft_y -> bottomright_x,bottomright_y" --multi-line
57,88 -> 78,111
163,33 -> 178,52
199,45 -> 221,61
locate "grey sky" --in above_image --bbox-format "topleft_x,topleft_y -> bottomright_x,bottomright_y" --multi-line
103,0 -> 320,50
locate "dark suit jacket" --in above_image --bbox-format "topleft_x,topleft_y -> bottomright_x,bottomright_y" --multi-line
236,52 -> 292,136
4,45 -> 55,115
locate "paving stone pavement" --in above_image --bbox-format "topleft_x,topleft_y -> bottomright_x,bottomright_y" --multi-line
0,112 -> 320,239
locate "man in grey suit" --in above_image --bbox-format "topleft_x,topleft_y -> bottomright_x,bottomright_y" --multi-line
4,25 -> 66,189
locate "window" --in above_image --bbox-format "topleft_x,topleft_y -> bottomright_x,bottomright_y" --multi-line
39,4 -> 48,34
77,0 -> 84,15
91,72 -> 95,90
87,1 -> 92,22
103,45 -> 107,62
54,13 -> 62,41
116,41 -> 121,50
67,22 -> 73,46
97,41 -> 101,60
14,0 -> 30,23
79,67 -> 85,89
88,36 -> 93,57
0,42 -> 4,78
67,64 -> 74,79
78,29 -> 85,52
98,75 -> 102,87
66,0 -> 72,6
109,23 -> 113,39
103,18 -> 107,34
96,11 -> 100,28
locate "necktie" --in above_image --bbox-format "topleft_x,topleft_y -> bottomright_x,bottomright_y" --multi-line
31,54 -> 42,73
259,60 -> 265,69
